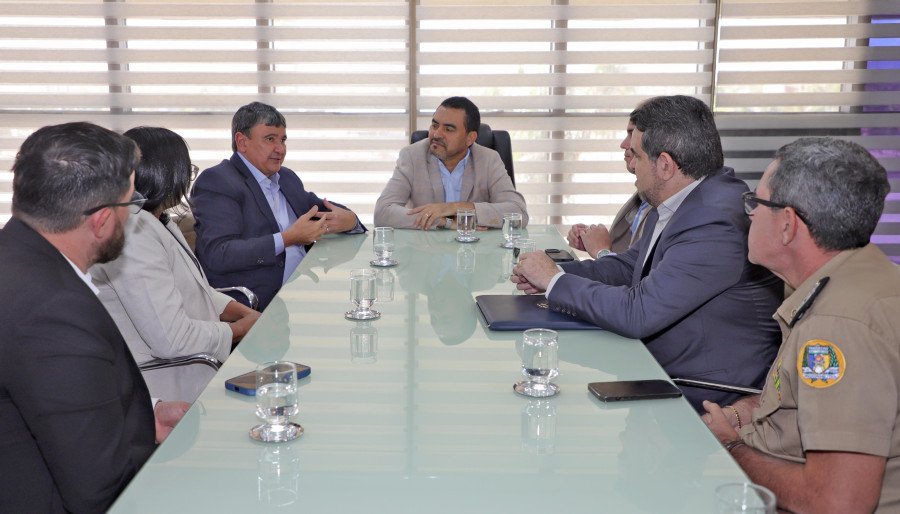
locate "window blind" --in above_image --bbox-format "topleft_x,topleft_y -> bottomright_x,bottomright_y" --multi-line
0,0 -> 896,260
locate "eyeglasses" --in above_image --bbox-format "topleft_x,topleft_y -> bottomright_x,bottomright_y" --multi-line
190,164 -> 199,181
742,191 -> 811,227
83,190 -> 147,216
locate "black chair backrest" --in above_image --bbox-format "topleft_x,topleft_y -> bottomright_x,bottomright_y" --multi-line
410,123 -> 515,186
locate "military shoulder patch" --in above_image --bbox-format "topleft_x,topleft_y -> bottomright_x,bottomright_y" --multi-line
797,339 -> 845,388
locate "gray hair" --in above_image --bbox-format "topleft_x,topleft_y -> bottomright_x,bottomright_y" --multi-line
629,95 -> 724,179
769,137 -> 888,251
13,122 -> 138,233
231,101 -> 286,152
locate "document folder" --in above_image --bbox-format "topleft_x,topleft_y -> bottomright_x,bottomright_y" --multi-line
475,294 -> 602,331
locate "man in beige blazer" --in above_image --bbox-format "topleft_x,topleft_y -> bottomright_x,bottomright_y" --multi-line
375,96 -> 528,230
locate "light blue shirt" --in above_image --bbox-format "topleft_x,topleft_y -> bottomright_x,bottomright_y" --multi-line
436,149 -> 470,203
238,153 -> 305,285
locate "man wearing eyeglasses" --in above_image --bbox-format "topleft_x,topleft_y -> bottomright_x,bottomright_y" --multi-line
191,101 -> 366,311
702,138 -> 899,512
0,122 -> 190,513
512,95 -> 784,411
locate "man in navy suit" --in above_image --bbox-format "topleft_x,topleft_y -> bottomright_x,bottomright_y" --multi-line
512,96 -> 783,410
192,102 -> 366,311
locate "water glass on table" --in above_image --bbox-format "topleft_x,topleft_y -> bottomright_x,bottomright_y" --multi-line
514,328 -> 560,397
345,268 -> 380,320
250,361 -> 302,442
715,483 -> 776,513
370,226 -> 398,267
513,237 -> 536,264
501,212 -> 523,248
455,209 -> 478,243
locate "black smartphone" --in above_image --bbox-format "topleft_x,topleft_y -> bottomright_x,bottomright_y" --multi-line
545,248 -> 575,263
588,379 -> 682,402
225,363 -> 311,396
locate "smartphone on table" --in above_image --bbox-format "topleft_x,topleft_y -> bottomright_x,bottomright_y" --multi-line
225,362 -> 311,396
545,248 -> 576,263
587,379 -> 682,402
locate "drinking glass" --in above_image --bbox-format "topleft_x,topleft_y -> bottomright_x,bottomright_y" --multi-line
250,361 -> 302,442
715,483 -> 776,513
370,227 -> 398,267
345,268 -> 380,320
513,238 -> 536,265
455,209 -> 478,243
501,212 -> 523,248
514,328 -> 559,397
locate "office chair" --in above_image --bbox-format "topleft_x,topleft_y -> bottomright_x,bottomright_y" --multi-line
139,353 -> 222,372
410,124 -> 516,186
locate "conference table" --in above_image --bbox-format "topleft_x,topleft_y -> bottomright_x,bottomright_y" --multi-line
109,226 -> 750,514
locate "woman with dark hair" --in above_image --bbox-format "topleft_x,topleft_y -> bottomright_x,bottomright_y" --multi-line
91,127 -> 259,403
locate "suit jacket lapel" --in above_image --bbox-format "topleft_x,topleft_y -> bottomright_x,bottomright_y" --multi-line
632,207 -> 659,286
427,155 -> 444,202
231,154 -> 280,232
459,146 -> 475,201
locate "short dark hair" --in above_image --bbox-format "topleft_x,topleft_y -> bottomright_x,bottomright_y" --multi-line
439,96 -> 481,134
124,127 -> 192,223
12,122 -> 138,233
629,95 -> 724,179
231,101 -> 286,152
769,137 -> 889,251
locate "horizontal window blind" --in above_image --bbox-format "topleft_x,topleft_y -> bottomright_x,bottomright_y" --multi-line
0,0 -> 896,261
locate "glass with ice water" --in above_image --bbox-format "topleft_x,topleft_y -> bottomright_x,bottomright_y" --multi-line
514,328 -> 559,397
501,212 -> 523,248
250,361 -> 301,442
345,268 -> 380,320
371,227 -> 398,267
455,209 -> 478,243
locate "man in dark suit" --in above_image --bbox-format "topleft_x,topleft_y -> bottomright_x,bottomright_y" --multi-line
512,96 -> 783,410
0,122 -> 189,513
191,101 -> 365,311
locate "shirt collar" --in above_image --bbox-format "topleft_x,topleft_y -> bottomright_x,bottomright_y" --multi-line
775,246 -> 858,326
435,147 -> 471,175
237,152 -> 279,187
63,253 -> 99,295
657,176 -> 704,221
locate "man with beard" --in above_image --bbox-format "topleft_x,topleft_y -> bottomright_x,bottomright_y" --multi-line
512,96 -> 783,411
566,117 -> 651,257
374,96 -> 528,230
0,122 -> 189,513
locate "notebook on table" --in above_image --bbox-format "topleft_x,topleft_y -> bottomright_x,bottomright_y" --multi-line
475,294 -> 602,331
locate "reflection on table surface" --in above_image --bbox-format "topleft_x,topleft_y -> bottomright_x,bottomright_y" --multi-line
109,226 -> 748,514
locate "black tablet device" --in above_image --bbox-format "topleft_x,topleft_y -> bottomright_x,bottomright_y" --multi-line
588,379 -> 682,402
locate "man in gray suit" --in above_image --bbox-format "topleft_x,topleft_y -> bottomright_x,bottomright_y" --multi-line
374,96 -> 528,230
512,96 -> 783,411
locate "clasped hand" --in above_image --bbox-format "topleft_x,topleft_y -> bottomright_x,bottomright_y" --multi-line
510,251 -> 559,294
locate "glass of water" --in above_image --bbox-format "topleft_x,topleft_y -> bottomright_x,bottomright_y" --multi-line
371,227 -> 398,267
501,212 -> 523,248
250,361 -> 302,442
514,328 -> 559,397
513,237 -> 536,264
455,209 -> 478,243
715,483 -> 776,513
345,268 -> 380,320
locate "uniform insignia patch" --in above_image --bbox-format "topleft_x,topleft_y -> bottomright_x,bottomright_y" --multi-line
798,339 -> 845,388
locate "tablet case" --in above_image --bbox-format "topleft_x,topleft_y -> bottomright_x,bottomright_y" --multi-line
475,294 -> 602,331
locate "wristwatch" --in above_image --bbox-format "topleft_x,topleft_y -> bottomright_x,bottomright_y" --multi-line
595,249 -> 613,259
